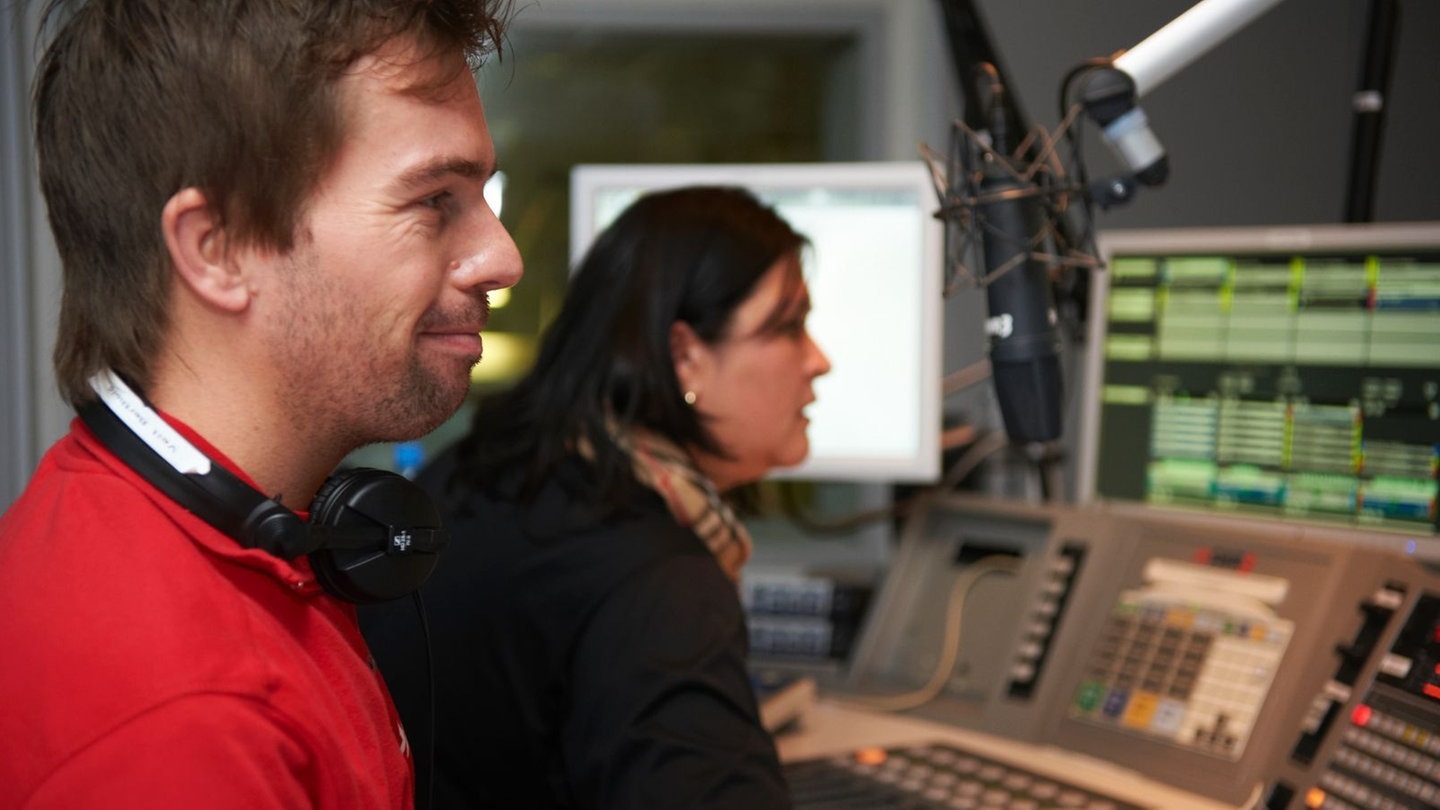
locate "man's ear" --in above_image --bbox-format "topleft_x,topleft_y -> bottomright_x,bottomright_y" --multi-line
161,187 -> 251,312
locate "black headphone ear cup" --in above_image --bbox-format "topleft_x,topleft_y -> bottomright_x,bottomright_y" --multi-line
77,375 -> 446,604
308,468 -> 445,604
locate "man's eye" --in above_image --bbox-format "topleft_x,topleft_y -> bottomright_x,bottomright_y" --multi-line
420,191 -> 453,210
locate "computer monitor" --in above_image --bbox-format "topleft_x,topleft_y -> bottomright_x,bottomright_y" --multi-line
570,162 -> 943,483
1077,221 -> 1440,535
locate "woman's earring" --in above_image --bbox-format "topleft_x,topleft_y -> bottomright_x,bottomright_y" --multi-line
684,390 -> 698,406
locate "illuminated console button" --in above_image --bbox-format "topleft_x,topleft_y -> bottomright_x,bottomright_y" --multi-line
853,747 -> 887,766
1304,787 -> 1325,808
1352,704 -> 1373,727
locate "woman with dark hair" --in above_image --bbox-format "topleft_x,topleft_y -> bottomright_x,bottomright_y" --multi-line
364,185 -> 830,809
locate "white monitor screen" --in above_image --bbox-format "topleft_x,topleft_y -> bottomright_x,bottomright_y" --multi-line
1078,221 -> 1440,535
570,162 -> 943,482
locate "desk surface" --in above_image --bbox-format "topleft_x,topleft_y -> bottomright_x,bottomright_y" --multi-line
776,699 -> 1246,810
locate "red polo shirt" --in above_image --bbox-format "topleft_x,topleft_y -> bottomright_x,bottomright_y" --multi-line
0,416 -> 414,809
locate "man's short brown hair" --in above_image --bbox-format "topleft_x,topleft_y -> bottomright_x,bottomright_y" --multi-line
34,0 -> 512,406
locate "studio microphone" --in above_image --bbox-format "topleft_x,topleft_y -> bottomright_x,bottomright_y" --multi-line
973,66 -> 1065,445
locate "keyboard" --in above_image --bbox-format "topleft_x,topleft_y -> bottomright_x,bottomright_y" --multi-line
784,742 -> 1146,809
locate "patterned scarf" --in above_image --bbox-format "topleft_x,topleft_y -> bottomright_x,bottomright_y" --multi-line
611,426 -> 753,581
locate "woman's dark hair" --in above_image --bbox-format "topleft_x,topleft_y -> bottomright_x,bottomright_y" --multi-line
449,185 -> 808,511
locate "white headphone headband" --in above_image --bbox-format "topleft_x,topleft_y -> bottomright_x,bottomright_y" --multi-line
88,370 -> 211,476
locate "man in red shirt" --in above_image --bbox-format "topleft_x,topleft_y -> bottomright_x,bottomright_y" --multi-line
0,2 -> 521,807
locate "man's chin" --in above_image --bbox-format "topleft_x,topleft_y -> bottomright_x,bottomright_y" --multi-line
376,373 -> 471,441
416,385 -> 471,434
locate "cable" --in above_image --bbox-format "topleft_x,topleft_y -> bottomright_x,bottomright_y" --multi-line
411,591 -> 437,810
775,481 -> 912,536
1238,781 -> 1265,810
1038,452 -> 1063,502
831,554 -> 1023,713
942,357 -> 992,397
941,430 -> 1010,492
775,431 -> 1009,535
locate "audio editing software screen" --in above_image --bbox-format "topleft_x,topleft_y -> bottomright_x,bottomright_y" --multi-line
1082,224 -> 1440,535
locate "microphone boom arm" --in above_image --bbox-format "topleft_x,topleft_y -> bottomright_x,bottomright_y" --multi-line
1079,0 -> 1288,195
1115,0 -> 1288,98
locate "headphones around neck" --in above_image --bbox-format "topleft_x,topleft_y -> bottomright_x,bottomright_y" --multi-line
78,370 -> 448,603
